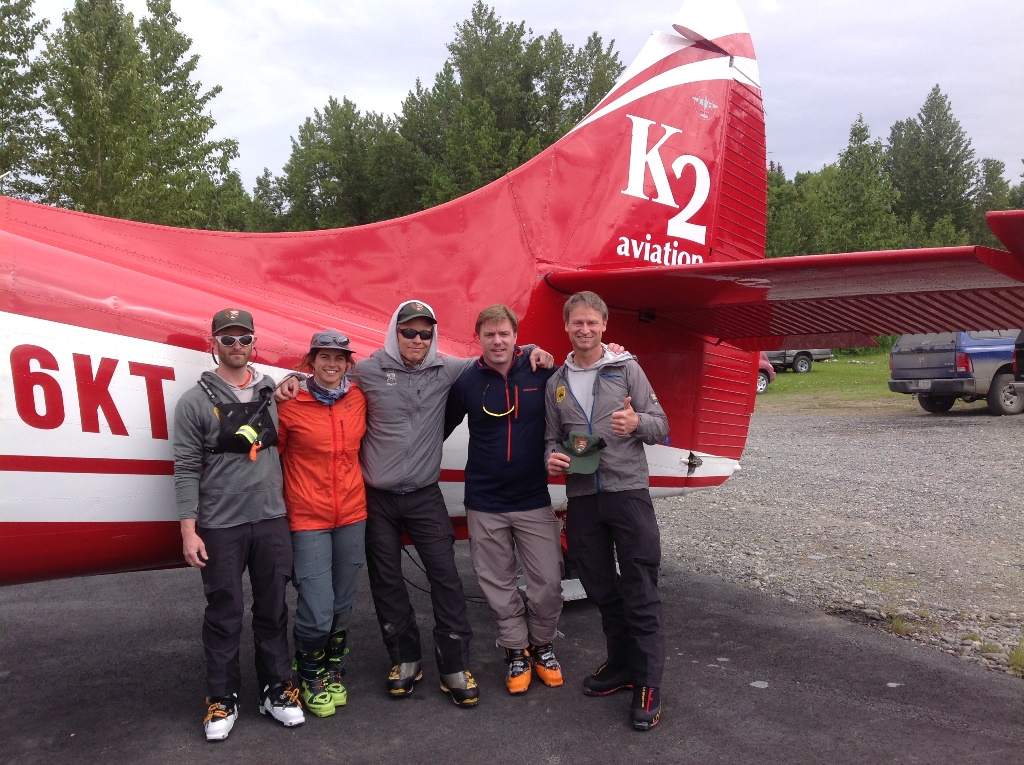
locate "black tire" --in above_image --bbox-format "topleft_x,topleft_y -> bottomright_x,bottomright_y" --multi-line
791,354 -> 812,373
918,394 -> 955,413
986,372 -> 1024,416
756,371 -> 770,394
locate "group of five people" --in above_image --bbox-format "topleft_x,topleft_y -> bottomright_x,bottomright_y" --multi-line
172,291 -> 668,742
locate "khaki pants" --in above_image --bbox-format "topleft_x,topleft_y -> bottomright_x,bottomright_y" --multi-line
467,505 -> 564,649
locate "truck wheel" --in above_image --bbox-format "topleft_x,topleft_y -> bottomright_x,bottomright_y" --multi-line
756,371 -> 770,394
791,354 -> 812,373
918,394 -> 955,413
986,372 -> 1024,416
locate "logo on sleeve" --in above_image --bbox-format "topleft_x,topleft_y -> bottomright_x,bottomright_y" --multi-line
649,392 -> 659,404
555,385 -> 566,403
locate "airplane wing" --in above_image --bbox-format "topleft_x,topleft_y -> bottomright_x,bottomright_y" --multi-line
545,211 -> 1024,351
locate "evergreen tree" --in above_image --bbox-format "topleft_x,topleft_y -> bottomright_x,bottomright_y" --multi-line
35,0 -> 151,217
263,2 -> 624,229
820,115 -> 902,253
884,85 -> 977,233
400,1 -> 622,208
1005,160 -> 1024,210
34,0 -> 240,227
0,0 -> 47,199
136,0 -> 239,227
970,158 -> 1011,247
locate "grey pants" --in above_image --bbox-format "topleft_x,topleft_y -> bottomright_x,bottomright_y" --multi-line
466,506 -> 563,649
291,521 -> 366,653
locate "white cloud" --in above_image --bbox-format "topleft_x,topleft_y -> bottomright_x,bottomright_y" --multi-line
26,0 -> 1024,188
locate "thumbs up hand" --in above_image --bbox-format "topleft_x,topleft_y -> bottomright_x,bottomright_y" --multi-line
610,396 -> 639,435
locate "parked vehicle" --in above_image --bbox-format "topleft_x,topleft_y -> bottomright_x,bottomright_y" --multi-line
765,348 -> 833,373
756,351 -> 776,394
1014,330 -> 1024,384
888,330 -> 1024,415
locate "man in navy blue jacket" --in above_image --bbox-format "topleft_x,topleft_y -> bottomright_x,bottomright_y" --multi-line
445,305 -> 564,695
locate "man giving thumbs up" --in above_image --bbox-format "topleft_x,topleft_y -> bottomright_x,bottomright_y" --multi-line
544,291 -> 669,732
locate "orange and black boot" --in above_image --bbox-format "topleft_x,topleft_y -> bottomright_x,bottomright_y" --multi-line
504,647 -> 532,694
528,643 -> 564,687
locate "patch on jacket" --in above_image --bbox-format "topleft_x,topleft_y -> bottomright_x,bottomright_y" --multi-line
650,392 -> 659,404
386,371 -> 397,386
555,385 -> 566,403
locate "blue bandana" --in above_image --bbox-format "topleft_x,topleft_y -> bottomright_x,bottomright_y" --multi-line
307,376 -> 351,406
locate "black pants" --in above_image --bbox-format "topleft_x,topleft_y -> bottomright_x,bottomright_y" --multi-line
197,517 -> 293,697
566,489 -> 664,686
365,484 -> 472,673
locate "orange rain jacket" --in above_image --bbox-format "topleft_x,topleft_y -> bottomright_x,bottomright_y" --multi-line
277,385 -> 367,531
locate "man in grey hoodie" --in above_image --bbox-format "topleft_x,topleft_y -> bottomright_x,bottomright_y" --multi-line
544,291 -> 669,732
277,299 -> 551,706
174,308 -> 304,740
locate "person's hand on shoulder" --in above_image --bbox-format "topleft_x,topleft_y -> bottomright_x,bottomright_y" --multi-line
274,374 -> 304,402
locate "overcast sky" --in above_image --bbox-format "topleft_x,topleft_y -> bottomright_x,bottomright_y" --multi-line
29,0 -> 1024,190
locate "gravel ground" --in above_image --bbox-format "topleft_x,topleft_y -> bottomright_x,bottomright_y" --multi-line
655,402 -> 1024,676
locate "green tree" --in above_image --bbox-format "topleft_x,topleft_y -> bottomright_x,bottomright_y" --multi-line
35,0 -> 151,217
400,1 -> 622,207
970,158 -> 1011,247
765,164 -> 802,258
34,0 -> 240,227
884,85 -> 977,233
262,97 -> 424,231
1010,161 -> 1024,209
264,2 -> 624,229
136,0 -> 239,228
0,0 -> 47,199
818,115 -> 902,253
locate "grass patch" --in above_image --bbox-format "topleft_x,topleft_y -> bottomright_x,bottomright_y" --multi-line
757,351 -> 913,413
1009,639 -> 1024,677
961,631 -> 981,642
888,615 -> 915,636
979,642 -> 1002,653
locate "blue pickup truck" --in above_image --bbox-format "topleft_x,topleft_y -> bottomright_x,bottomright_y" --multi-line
888,330 -> 1024,415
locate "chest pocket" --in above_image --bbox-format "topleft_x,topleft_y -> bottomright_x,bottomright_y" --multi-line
200,381 -> 279,454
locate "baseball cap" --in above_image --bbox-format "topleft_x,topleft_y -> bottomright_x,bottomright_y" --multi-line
396,300 -> 437,325
211,308 -> 255,334
309,330 -> 355,354
556,431 -> 607,474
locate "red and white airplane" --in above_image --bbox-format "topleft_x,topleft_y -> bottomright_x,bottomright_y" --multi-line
3,0 -> 1024,587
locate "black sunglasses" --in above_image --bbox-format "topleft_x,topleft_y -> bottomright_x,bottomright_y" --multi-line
215,334 -> 255,347
398,328 -> 434,341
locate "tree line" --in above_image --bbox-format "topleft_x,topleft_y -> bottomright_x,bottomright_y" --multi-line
767,87 -> 1024,257
2,0 -> 1022,249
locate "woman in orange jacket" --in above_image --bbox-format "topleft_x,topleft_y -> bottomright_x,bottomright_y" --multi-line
277,330 -> 367,718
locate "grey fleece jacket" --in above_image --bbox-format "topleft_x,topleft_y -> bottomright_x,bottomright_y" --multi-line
544,349 -> 669,497
173,369 -> 286,527
354,300 -> 474,493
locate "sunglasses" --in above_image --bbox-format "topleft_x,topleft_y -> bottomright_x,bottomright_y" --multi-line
398,328 -> 434,341
215,334 -> 255,347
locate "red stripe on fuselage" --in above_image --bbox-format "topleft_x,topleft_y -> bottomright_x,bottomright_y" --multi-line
0,521 -> 183,586
0,455 -> 174,475
438,468 -> 726,489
